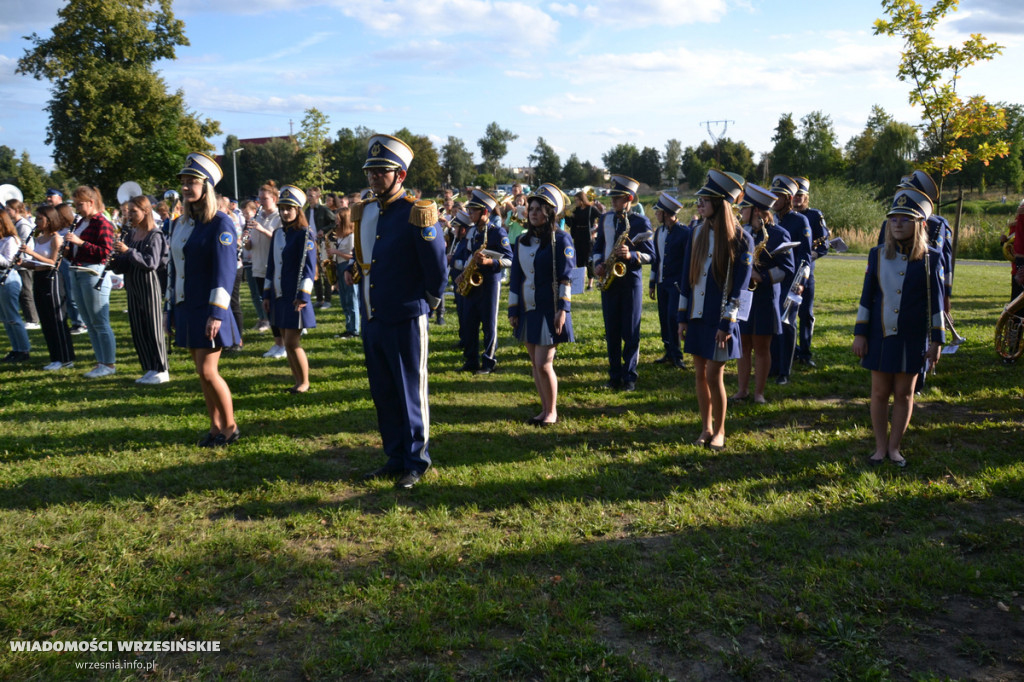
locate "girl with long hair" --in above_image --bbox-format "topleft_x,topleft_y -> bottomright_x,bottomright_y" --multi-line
508,183 -> 576,426
19,205 -> 75,368
677,170 -> 752,451
167,153 -> 242,446
0,212 -> 31,362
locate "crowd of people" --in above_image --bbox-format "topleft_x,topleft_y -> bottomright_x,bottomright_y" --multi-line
0,134 -> 960,486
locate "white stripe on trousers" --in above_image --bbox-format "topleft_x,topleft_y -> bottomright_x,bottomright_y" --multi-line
126,268 -> 168,372
416,313 -> 430,455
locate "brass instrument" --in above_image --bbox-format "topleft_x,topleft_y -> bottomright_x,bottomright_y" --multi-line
1004,232 -> 1016,262
748,223 -> 769,291
943,310 -> 966,348
995,291 -> 1024,361
457,243 -> 486,297
597,213 -> 653,291
781,258 -> 811,324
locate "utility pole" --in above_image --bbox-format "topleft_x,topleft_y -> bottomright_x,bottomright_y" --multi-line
699,120 -> 735,165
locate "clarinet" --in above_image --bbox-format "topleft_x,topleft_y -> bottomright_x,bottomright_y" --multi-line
295,227 -> 313,319
50,216 -> 81,275
94,224 -> 129,290
0,247 -> 23,286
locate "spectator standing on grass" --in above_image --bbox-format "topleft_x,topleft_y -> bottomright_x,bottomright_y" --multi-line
247,181 -> 285,357
6,199 -> 40,329
327,206 -> 360,339
19,205 -> 74,369
0,211 -> 31,363
306,186 -> 336,310
167,152 -> 241,448
347,134 -> 447,490
853,188 -> 944,468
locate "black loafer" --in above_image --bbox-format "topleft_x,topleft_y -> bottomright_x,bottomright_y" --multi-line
622,382 -> 637,392
653,355 -> 669,364
224,428 -> 240,445
364,466 -> 403,481
776,375 -> 790,385
671,359 -> 686,369
395,470 -> 422,489
197,432 -> 217,447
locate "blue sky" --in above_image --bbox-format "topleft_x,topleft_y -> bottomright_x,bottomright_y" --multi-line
2,0 -> 1022,177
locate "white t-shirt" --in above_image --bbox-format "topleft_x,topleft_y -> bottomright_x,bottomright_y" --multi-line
249,210 -> 281,278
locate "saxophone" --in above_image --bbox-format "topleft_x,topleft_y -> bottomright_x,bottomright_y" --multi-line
748,223 -> 769,291
995,291 -> 1024,361
457,242 -> 486,296
598,212 -> 634,291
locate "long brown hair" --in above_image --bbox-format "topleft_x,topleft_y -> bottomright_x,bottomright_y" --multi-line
72,186 -> 105,216
0,212 -> 16,240
334,207 -> 353,239
128,195 -> 157,232
884,215 -> 928,261
56,204 -> 75,230
525,197 -> 557,242
35,206 -> 61,235
689,197 -> 742,289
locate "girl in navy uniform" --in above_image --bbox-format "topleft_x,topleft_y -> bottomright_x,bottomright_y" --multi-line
853,188 -> 944,468
167,152 -> 242,447
734,183 -> 795,404
508,183 -> 576,426
677,170 -> 752,451
263,185 -> 317,394
648,191 -> 690,369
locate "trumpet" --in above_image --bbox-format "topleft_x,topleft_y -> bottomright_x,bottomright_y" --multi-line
781,259 -> 811,324
995,291 -> 1024,361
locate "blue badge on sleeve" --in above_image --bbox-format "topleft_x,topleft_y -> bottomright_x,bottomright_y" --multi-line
743,252 -> 753,267
501,236 -> 510,247
219,231 -> 234,246
306,239 -> 316,251
564,246 -> 575,259
421,226 -> 437,241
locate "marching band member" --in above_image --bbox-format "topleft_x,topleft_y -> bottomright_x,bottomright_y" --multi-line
792,177 -> 829,368
734,184 -> 795,404
454,189 -> 512,375
768,175 -> 812,385
677,170 -> 752,451
648,191 -> 689,370
167,152 -> 241,447
347,134 -> 447,489
0,212 -> 31,363
49,195 -> 85,333
854,188 -> 944,468
217,194 -> 245,350
447,209 -> 472,350
65,186 -> 117,378
592,175 -> 654,391
508,183 -> 576,427
263,185 -> 317,393
5,199 -> 40,329
20,205 -> 74,369
1011,199 -> 1024,300
327,206 -> 360,339
110,195 -> 170,384
305,186 -> 336,310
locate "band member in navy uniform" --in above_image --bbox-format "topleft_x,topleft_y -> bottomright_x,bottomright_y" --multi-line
508,183 -> 576,426
263,185 -> 317,394
592,175 -> 654,391
649,191 -> 690,370
678,170 -> 752,451
854,188 -> 944,468
734,183 -> 795,404
768,174 -> 812,385
167,152 -> 242,447
346,134 -> 448,490
447,210 -> 472,351
453,189 -> 512,375
792,176 -> 829,368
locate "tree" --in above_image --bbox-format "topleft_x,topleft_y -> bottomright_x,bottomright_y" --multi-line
797,111 -> 845,179
14,151 -> 47,204
663,139 -> 683,184
681,146 -> 712,190
248,138 -> 301,192
602,143 -> 640,178
440,136 -> 475,189
295,108 -> 338,191
17,0 -> 220,200
874,0 -> 1009,194
477,122 -> 518,176
581,161 -> 606,187
636,146 -> 662,186
0,146 -> 17,184
768,113 -> 801,176
529,137 -> 561,185
393,128 -> 441,192
329,126 -> 375,193
561,154 -> 587,188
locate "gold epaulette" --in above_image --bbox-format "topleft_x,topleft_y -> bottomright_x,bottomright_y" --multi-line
409,199 -> 439,228
350,200 -> 366,223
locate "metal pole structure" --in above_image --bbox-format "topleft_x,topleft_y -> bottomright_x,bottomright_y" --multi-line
232,148 -> 244,201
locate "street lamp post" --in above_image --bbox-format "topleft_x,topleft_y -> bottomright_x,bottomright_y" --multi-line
232,147 -> 244,201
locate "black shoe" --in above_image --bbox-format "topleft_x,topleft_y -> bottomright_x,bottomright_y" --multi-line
475,367 -> 493,375
460,363 -> 479,373
395,470 -> 422,489
11,351 -> 30,363
653,354 -> 669,364
364,465 -> 403,481
0,351 -> 17,363
223,428 -> 240,445
671,359 -> 686,369
197,432 -> 217,447
436,316 -> 446,325
603,381 -> 621,390
622,382 -> 637,392
796,357 -> 817,368
776,375 -> 790,385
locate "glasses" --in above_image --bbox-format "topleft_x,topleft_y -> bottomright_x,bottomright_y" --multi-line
366,168 -> 395,177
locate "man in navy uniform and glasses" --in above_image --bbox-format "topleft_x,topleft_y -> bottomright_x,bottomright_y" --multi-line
346,134 -> 448,490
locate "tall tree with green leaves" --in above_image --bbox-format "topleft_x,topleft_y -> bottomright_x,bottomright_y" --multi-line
329,126 -> 375,193
602,143 -> 640,178
295,108 -> 338,191
17,0 -> 220,200
440,136 -> 475,189
663,139 -> 683,185
529,137 -> 561,185
796,111 -> 845,179
393,128 -> 441,192
14,152 -> 47,204
873,0 -> 1008,195
561,154 -> 587,189
768,113 -> 801,177
477,122 -> 518,176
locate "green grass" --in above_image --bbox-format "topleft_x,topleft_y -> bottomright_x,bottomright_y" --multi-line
1,257 -> 1023,680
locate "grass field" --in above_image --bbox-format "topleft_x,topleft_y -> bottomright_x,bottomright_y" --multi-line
1,256 -> 1022,680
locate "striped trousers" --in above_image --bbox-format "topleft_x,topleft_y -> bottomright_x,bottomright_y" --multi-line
125,268 -> 168,373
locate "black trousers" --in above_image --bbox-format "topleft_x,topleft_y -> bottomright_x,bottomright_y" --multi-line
33,270 -> 74,363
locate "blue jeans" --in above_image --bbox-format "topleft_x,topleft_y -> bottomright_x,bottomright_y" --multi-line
71,266 -> 116,364
0,274 -> 30,353
60,259 -> 84,327
244,264 -> 267,322
335,263 -> 360,334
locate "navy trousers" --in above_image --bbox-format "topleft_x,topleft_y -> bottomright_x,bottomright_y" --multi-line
601,280 -> 642,384
796,273 -> 816,360
656,282 -> 682,362
461,280 -> 501,370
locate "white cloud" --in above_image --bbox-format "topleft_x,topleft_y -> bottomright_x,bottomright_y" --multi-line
575,0 -> 726,27
566,93 -> 595,105
505,69 -> 543,79
520,104 -> 564,119
594,127 -> 644,138
549,3 -> 579,17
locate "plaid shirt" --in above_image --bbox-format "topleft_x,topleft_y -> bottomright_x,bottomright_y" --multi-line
70,214 -> 114,265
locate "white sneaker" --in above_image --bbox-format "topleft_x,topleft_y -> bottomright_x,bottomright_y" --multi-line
262,344 -> 282,358
70,325 -> 88,335
43,361 -> 63,371
271,345 -> 287,359
83,365 -> 103,378
60,361 -> 75,369
136,370 -> 156,384
139,370 -> 169,384
24,322 -> 41,330
85,365 -> 116,378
